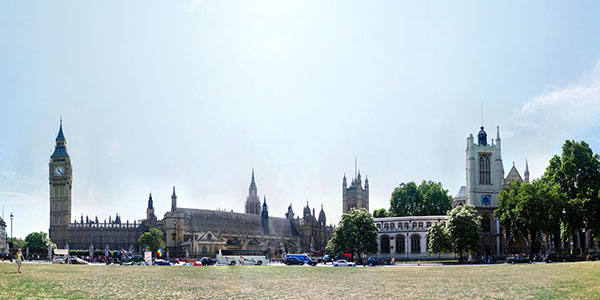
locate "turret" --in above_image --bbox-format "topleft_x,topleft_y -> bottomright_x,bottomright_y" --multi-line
318,205 -> 326,226
148,193 -> 153,210
477,126 -> 487,146
171,186 -> 177,213
261,195 -> 269,234
286,203 -> 294,219
365,176 -> 369,190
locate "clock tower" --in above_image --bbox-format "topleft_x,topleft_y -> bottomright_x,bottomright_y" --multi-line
466,125 -> 504,256
49,119 -> 72,248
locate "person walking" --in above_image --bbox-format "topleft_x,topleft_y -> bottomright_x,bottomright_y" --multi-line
16,248 -> 24,274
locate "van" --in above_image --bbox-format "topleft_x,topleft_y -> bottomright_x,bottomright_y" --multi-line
285,254 -> 317,266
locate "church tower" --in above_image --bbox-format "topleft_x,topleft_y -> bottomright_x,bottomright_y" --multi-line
245,169 -> 261,215
49,119 -> 72,248
342,169 -> 369,214
466,125 -> 504,256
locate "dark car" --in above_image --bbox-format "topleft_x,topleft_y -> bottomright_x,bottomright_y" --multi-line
507,256 -> 532,264
564,254 -> 586,262
284,257 -> 304,266
200,257 -> 217,266
544,253 -> 566,263
0,253 -> 11,261
586,253 -> 599,261
322,255 -> 335,264
367,256 -> 390,266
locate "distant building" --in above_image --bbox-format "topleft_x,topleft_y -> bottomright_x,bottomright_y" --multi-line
342,170 -> 369,214
0,216 -> 6,254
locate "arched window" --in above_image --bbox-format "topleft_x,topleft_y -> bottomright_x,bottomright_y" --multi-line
202,246 -> 207,254
418,222 -> 424,229
404,222 -> 409,229
479,154 -> 491,184
380,235 -> 390,254
411,234 -> 421,253
384,223 -> 389,230
390,223 -> 395,229
207,233 -> 212,240
395,235 -> 405,254
481,215 -> 491,232
412,222 -> 417,229
376,223 -> 381,229
426,222 -> 431,228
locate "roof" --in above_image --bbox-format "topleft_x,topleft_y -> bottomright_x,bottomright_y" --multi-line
505,165 -> 523,184
454,186 -> 467,199
51,146 -> 68,158
178,208 -> 298,237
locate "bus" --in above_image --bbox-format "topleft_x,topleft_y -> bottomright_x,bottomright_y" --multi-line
216,249 -> 269,266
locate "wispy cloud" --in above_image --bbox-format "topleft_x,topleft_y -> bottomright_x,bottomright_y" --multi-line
0,191 -> 47,204
516,61 -> 600,132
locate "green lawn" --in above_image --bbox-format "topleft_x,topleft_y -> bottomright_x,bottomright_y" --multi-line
1,261 -> 599,299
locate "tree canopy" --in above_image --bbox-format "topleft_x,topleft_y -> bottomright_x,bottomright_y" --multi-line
389,180 -> 452,217
24,231 -> 55,255
138,228 -> 165,257
445,205 -> 480,259
543,140 -> 600,244
427,222 -> 451,255
326,208 -> 378,260
372,208 -> 389,218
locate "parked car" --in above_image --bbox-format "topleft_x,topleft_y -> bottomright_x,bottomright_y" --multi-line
506,256 -> 531,264
367,256 -> 390,266
285,254 -> 317,266
153,259 -> 171,266
333,260 -> 356,267
564,254 -> 586,262
544,253 -> 566,263
0,253 -> 12,261
322,255 -> 335,264
586,253 -> 599,261
200,257 -> 217,266
284,257 -> 304,266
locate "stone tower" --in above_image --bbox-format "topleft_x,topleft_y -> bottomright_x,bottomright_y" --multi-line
245,169 -> 261,215
49,119 -> 72,248
466,125 -> 504,256
342,171 -> 369,214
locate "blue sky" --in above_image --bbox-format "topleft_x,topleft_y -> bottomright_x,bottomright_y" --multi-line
1,1 -> 600,238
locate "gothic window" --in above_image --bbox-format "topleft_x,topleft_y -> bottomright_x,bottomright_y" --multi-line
395,235 -> 405,254
390,223 -> 395,229
410,234 -> 421,253
479,154 -> 491,185
384,223 -> 389,230
380,235 -> 390,254
404,222 -> 409,229
426,222 -> 431,228
207,233 -> 212,240
481,215 -> 491,232
376,223 -> 381,229
202,246 -> 207,254
412,222 -> 416,229
418,222 -> 423,229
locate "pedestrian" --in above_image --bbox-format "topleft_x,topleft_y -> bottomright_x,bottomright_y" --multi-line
16,248 -> 24,274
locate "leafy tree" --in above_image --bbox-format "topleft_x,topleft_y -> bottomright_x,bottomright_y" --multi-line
138,228 -> 165,257
446,205 -> 480,260
427,222 -> 451,255
24,231 -> 54,256
496,179 -> 564,257
326,208 -> 378,261
543,140 -> 600,250
372,208 -> 389,218
8,237 -> 26,251
389,181 -> 452,217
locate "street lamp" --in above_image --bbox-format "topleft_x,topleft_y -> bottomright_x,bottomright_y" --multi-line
9,212 -> 13,245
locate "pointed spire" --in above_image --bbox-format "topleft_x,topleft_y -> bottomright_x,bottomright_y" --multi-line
148,193 -> 153,210
172,186 -> 177,198
251,168 -> 255,183
320,204 -> 324,211
496,125 -> 500,140
56,118 -> 65,141
524,159 -> 530,182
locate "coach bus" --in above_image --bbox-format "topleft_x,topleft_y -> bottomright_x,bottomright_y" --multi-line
216,249 -> 269,266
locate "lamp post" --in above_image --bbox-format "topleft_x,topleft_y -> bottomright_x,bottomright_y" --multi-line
9,212 -> 13,247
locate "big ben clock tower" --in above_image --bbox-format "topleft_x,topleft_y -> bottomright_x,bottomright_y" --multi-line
49,119 -> 72,248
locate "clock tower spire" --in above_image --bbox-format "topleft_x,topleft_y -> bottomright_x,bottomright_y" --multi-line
49,119 -> 73,248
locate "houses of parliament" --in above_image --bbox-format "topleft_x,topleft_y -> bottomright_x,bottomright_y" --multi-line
48,121 -> 333,257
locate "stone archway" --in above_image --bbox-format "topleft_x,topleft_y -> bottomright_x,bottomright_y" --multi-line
395,234 -> 405,254
380,235 -> 390,254
410,234 -> 421,253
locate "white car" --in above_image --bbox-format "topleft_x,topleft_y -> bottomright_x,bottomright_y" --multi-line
333,260 -> 356,267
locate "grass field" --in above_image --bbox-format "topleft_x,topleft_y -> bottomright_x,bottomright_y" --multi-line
1,261 -> 599,299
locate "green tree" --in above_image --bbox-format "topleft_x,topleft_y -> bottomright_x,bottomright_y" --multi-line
496,179 -> 563,257
24,231 -> 54,256
326,208 -> 378,261
446,205 -> 480,261
427,222 -> 451,255
138,228 -> 165,257
543,140 -> 600,250
372,208 -> 389,218
389,181 -> 452,217
8,237 -> 26,251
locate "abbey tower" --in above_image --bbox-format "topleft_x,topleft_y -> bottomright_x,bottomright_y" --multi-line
49,120 -> 72,248
466,125 -> 504,256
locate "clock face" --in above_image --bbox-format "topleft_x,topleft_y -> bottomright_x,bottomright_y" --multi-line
481,195 -> 491,205
53,166 -> 65,177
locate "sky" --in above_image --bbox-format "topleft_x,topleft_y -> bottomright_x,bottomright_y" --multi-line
1,1 -> 600,239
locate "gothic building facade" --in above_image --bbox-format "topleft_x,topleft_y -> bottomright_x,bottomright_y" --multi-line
0,216 -> 6,254
342,171 -> 369,214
